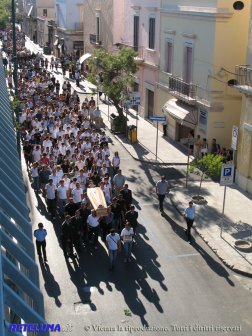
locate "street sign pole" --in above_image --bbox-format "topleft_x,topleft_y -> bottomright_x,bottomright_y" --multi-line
155,121 -> 159,161
219,163 -> 234,237
220,186 -> 227,238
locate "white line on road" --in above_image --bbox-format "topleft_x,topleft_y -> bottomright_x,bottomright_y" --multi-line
172,253 -> 200,258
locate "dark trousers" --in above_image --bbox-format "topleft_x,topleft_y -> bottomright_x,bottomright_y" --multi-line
62,237 -> 74,257
185,218 -> 194,242
163,124 -> 167,136
47,198 -> 56,216
88,226 -> 99,247
158,194 -> 165,211
36,240 -> 47,260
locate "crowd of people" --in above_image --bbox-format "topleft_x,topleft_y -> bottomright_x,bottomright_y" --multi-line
189,132 -> 233,163
1,27 -> 139,270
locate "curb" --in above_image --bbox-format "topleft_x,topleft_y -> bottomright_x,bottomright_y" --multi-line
168,192 -> 252,278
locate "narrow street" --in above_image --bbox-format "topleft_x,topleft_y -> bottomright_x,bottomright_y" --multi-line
24,39 -> 252,336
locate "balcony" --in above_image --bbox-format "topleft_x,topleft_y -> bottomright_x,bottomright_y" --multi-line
235,65 -> 252,95
159,73 -> 214,107
163,74 -> 197,105
90,34 -> 102,46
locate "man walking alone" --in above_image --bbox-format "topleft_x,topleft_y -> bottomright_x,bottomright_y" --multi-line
34,223 -> 48,262
184,201 -> 196,244
156,175 -> 169,213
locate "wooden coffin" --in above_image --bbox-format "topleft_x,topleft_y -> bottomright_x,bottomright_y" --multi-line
87,187 -> 108,217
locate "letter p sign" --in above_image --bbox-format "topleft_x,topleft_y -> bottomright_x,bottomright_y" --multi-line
223,168 -> 232,177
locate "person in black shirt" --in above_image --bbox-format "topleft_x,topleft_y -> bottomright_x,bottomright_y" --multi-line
125,205 -> 139,235
71,209 -> 83,252
119,184 -> 133,211
61,159 -> 70,174
64,198 -> 78,217
61,215 -> 76,259
23,140 -> 33,167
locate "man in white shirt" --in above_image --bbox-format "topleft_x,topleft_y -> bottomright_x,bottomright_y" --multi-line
45,179 -> 57,219
57,180 -> 68,217
121,221 -> 134,263
106,228 -> 121,271
87,210 -> 100,249
72,183 -> 83,207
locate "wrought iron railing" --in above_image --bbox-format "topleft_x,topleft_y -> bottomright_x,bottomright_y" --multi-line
235,65 -> 252,86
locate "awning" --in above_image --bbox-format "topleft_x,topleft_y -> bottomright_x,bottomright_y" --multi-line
79,53 -> 92,64
163,98 -> 197,128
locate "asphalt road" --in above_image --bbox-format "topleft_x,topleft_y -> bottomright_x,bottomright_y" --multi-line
24,39 -> 252,336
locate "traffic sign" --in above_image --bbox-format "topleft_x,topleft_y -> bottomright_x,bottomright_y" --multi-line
220,164 -> 234,186
129,92 -> 141,105
231,125 -> 238,150
149,116 -> 166,122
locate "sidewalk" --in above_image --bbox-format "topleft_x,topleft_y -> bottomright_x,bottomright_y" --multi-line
24,39 -> 252,277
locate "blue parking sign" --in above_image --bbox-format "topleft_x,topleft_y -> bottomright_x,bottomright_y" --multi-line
220,164 -> 234,186
223,167 -> 232,177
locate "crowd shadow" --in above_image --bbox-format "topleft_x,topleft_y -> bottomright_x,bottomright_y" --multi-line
58,228 -> 167,327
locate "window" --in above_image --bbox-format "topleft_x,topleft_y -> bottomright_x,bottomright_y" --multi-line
183,44 -> 193,84
165,41 -> 173,73
133,16 -> 139,50
43,9 -> 47,17
149,17 -> 155,49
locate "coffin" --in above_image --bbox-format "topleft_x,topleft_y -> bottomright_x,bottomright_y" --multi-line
87,187 -> 108,217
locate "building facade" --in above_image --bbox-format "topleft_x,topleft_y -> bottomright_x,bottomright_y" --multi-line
235,2 -> 252,193
157,0 -> 250,150
82,0 -> 114,54
55,0 -> 84,57
36,0 -> 55,47
114,0 -> 161,118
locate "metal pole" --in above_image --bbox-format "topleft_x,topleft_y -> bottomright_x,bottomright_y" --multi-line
185,138 -> 190,188
220,185 -> 227,237
108,97 -> 110,121
11,0 -> 21,159
155,121 -> 159,161
126,107 -> 128,138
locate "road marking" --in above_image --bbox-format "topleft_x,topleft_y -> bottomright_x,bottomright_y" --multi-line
141,203 -> 159,206
172,253 -> 200,258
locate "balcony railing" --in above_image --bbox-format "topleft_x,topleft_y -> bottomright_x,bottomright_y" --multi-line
159,73 -> 215,107
90,34 -> 101,45
165,74 -> 197,105
235,65 -> 252,95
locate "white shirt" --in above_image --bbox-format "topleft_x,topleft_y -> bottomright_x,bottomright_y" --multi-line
106,233 -> 120,250
87,214 -> 100,228
45,183 -> 56,199
121,228 -> 134,242
72,187 -> 83,203
57,185 -> 68,199
33,148 -> 41,162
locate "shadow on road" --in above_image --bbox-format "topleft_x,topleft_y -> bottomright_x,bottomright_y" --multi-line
39,259 -> 62,307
